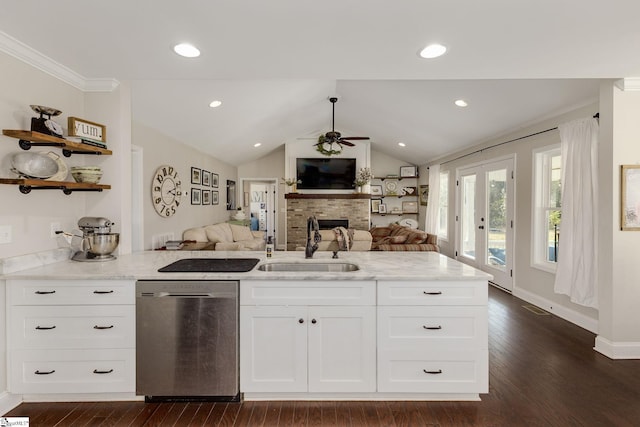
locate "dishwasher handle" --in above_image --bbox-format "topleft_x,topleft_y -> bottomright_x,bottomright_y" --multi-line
156,291 -> 217,298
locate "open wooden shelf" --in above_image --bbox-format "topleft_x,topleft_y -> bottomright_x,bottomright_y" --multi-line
2,130 -> 112,156
0,178 -> 110,194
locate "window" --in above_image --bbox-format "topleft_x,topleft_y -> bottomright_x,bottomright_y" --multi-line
438,171 -> 449,239
532,145 -> 561,272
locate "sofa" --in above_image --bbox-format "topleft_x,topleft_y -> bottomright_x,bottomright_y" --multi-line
370,224 -> 439,251
183,222 -> 266,251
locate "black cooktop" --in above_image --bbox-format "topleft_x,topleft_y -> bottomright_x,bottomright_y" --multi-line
158,258 -> 260,273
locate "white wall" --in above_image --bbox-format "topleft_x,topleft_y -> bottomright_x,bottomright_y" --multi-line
430,102 -> 600,330
0,51 -> 125,259
596,80 -> 640,358
133,122 -> 237,250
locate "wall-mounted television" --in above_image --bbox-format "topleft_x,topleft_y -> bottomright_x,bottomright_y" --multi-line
296,158 -> 356,190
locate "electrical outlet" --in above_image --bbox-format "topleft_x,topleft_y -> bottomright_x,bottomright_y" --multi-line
50,222 -> 61,238
0,225 -> 12,244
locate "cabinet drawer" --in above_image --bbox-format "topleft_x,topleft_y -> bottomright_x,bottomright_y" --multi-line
241,280 -> 376,306
378,306 -> 487,350
10,305 -> 135,349
377,280 -> 487,306
10,349 -> 135,394
377,348 -> 488,393
8,280 -> 135,305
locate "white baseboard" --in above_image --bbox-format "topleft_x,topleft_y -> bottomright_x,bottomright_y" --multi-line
0,392 -> 22,415
512,287 -> 598,333
594,336 -> 640,359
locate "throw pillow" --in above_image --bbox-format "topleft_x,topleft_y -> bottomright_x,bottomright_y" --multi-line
230,224 -> 255,242
405,231 -> 428,244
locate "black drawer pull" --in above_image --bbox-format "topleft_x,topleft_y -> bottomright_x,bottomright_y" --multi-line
35,370 -> 55,375
93,325 -> 114,330
35,325 -> 56,330
93,290 -> 114,294
423,369 -> 443,375
35,290 -> 56,295
423,325 -> 442,330
423,291 -> 442,295
93,369 -> 114,374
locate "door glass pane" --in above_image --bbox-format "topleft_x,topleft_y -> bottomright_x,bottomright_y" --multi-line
487,169 -> 507,270
461,175 -> 476,259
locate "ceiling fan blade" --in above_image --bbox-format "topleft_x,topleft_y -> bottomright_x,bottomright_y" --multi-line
338,140 -> 355,147
340,136 -> 370,140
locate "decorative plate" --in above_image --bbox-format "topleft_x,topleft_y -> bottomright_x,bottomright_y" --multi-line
384,180 -> 398,195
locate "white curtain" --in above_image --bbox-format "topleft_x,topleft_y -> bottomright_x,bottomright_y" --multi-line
425,164 -> 440,234
554,117 -> 599,308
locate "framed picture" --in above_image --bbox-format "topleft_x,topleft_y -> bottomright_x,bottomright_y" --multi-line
212,173 -> 219,188
419,184 -> 429,206
191,188 -> 201,205
400,165 -> 418,177
401,186 -> 416,196
378,203 -> 387,214
212,190 -> 219,205
384,179 -> 399,195
67,116 -> 107,143
402,201 -> 418,213
371,198 -> 382,213
371,185 -> 383,196
202,189 -> 211,205
191,167 -> 201,185
621,165 -> 640,230
227,180 -> 236,210
202,170 -> 210,187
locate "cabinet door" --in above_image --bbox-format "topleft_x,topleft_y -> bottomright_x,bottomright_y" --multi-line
307,306 -> 376,392
240,306 -> 307,392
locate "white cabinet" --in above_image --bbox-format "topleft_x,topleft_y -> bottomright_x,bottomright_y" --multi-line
377,280 -> 488,394
240,281 -> 376,394
7,279 -> 136,395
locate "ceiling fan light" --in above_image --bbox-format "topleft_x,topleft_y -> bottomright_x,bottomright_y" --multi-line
419,44 -> 447,59
173,43 -> 200,58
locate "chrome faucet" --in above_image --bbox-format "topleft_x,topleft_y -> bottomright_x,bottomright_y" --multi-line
305,216 -> 321,259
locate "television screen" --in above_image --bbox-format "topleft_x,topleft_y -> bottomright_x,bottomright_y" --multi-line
296,158 -> 356,190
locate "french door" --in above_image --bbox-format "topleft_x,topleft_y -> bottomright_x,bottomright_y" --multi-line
456,158 -> 514,291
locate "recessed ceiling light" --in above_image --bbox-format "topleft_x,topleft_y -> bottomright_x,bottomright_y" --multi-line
398,142 -> 406,147
254,143 -> 262,147
455,99 -> 468,107
209,100 -> 222,108
173,43 -> 200,58
419,43 -> 447,59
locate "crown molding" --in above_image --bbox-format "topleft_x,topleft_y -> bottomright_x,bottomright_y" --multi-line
0,30 -> 119,92
614,78 -> 640,91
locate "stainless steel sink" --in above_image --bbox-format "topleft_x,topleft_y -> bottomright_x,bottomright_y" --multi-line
257,262 -> 360,272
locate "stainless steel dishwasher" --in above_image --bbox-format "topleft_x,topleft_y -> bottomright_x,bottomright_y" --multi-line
136,280 -> 239,401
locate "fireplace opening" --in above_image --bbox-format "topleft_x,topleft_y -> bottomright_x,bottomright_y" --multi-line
317,219 -> 349,230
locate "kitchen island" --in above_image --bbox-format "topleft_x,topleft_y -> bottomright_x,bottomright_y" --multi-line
1,250 -> 491,405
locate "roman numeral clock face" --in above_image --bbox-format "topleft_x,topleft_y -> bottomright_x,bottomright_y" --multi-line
152,165 -> 182,217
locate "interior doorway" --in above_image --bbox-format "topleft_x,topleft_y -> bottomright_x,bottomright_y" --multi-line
240,178 -> 278,245
455,157 -> 515,292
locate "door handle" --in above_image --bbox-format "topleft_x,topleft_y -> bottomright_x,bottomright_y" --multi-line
478,225 -> 485,229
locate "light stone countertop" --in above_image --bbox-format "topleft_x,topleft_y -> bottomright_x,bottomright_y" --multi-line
1,250 -> 493,282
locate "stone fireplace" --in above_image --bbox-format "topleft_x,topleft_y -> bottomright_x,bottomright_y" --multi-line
285,194 -> 371,250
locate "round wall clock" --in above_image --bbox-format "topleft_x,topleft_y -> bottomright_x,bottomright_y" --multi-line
152,165 -> 182,217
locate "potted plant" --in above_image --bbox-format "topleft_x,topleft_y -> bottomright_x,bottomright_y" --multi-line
355,167 -> 373,193
281,177 -> 301,193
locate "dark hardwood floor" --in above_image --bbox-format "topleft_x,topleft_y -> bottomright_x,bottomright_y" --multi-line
5,286 -> 640,426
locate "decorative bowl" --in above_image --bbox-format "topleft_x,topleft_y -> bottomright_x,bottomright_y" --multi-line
71,167 -> 103,184
11,152 -> 59,179
85,233 -> 119,256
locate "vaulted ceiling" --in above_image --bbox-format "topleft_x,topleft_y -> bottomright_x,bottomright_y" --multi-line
2,1 -> 638,165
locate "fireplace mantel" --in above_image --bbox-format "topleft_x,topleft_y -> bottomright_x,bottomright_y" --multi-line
285,193 -> 371,199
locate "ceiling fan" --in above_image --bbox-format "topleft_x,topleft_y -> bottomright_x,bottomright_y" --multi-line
315,97 -> 369,156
